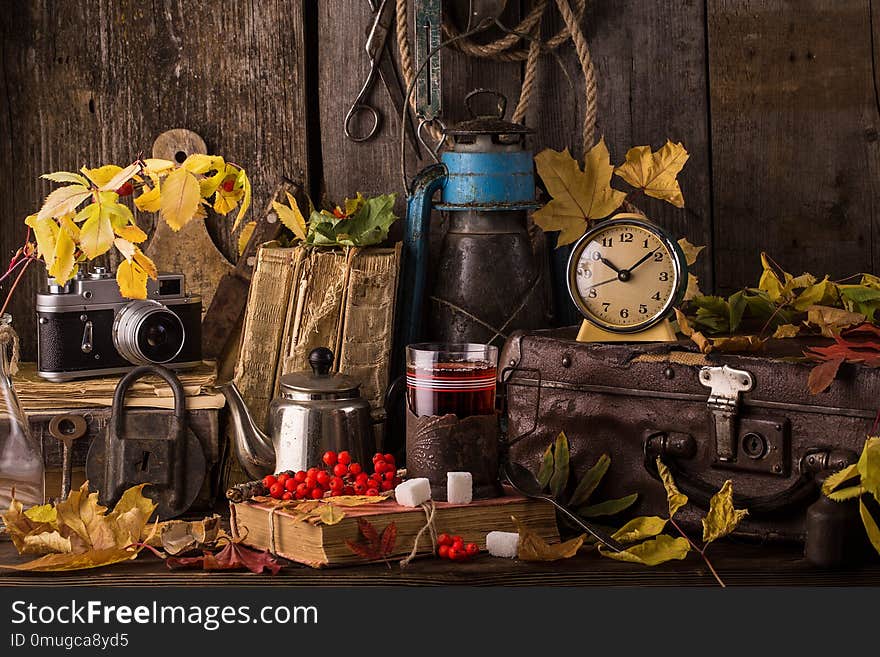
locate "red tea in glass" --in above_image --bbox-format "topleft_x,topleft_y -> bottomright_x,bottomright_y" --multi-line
406,344 -> 498,417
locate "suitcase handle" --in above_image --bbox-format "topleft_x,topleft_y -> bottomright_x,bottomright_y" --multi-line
644,434 -> 856,516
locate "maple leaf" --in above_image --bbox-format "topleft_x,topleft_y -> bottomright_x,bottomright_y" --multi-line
344,517 -> 398,567
614,140 -> 689,208
533,140 -> 626,247
167,540 -> 281,575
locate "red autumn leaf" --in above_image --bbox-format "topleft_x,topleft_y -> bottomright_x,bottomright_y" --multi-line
808,356 -> 846,394
345,518 -> 397,564
166,541 -> 281,574
357,517 -> 379,545
844,323 -> 880,339
380,522 -> 398,556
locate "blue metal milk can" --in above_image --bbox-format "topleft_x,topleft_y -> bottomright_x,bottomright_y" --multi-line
397,89 -> 552,349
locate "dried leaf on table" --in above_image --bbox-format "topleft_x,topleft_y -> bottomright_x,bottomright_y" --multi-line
322,495 -> 386,507
807,305 -> 865,337
532,141 -> 627,246
611,516 -> 668,544
511,515 -> 584,561
674,308 -> 694,337
148,515 -> 222,555
599,534 -> 691,566
710,335 -> 765,353
690,331 -> 712,353
656,458 -> 688,518
701,481 -> 748,544
808,356 -> 846,394
318,504 -> 346,526
772,323 -> 801,339
1,546 -> 146,572
167,540 -> 281,575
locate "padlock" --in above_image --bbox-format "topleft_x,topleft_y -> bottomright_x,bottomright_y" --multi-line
86,365 -> 205,519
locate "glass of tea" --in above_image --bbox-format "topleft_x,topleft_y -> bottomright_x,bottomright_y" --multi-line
406,343 -> 498,417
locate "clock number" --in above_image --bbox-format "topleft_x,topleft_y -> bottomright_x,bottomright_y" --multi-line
583,268 -> 593,278
587,288 -> 597,298
620,232 -> 633,243
659,272 -> 669,282
642,239 -> 649,248
591,251 -> 602,261
602,302 -> 610,312
639,304 -> 648,314
620,308 -> 629,318
651,291 -> 661,301
602,237 -> 613,247
654,252 -> 664,262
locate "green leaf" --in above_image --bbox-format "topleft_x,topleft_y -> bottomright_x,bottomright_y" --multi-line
612,516 -> 667,544
728,290 -> 747,333
578,493 -> 638,517
337,193 -> 397,246
569,453 -> 610,508
599,534 -> 691,566
656,458 -> 688,518
822,463 -> 860,495
536,443 -> 555,489
858,437 -> 880,499
701,480 -> 748,544
548,432 -> 570,498
827,486 -> 865,501
860,499 -> 880,555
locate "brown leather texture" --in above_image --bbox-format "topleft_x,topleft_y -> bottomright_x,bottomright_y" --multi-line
501,329 -> 876,542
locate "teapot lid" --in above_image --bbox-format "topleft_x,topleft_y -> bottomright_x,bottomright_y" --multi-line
444,89 -> 532,138
278,348 -> 361,399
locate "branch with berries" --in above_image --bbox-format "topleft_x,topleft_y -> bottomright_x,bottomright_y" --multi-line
14,156 -> 251,304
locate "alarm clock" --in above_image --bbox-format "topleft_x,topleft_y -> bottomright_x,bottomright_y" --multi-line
566,213 -> 688,342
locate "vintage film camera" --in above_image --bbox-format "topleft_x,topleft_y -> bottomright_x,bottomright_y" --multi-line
36,267 -> 202,381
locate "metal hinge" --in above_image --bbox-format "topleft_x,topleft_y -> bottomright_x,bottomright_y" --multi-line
699,365 -> 755,462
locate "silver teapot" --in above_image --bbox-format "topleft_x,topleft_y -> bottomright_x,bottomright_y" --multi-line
221,347 -> 376,479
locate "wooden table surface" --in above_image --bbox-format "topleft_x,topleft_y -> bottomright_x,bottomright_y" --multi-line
2,539 -> 878,587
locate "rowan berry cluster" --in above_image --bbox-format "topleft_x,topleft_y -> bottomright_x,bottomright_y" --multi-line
263,451 -> 401,501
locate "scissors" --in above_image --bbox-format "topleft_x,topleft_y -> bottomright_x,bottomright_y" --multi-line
344,0 -> 421,157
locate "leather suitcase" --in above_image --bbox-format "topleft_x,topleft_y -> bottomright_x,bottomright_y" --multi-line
501,328 -> 874,542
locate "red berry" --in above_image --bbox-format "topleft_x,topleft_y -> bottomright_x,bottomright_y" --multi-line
380,480 -> 394,491
333,463 -> 348,477
116,181 -> 134,197
348,462 -> 362,475
438,545 -> 449,559
437,533 -> 452,546
269,483 -> 284,498
374,460 -> 387,474
452,538 -> 464,552
307,467 -> 320,476
282,491 -> 293,501
316,471 -> 330,486
373,453 -> 383,463
276,473 -> 289,485
366,488 -> 379,497
220,179 -> 235,193
343,486 -> 356,496
338,451 -> 351,465
322,451 -> 338,467
296,482 -> 309,495
284,478 -> 297,492
263,475 -> 277,488
329,476 -> 344,491
384,453 -> 395,464
294,471 -> 307,483
447,548 -> 460,561
310,487 -> 324,500
355,472 -> 369,485
384,471 -> 396,482
466,543 -> 479,556
305,476 -> 317,489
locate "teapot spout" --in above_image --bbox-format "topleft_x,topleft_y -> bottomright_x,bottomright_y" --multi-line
219,381 -> 276,480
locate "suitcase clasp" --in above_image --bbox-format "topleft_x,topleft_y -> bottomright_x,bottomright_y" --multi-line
699,365 -> 754,463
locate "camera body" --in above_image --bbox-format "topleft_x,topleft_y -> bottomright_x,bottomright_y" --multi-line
36,268 -> 202,381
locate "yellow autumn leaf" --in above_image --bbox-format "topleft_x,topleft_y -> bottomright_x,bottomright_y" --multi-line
772,323 -> 801,339
24,503 -> 57,524
0,546 -> 144,572
233,168 -> 252,231
48,227 -> 76,284
108,483 -> 157,546
114,237 -> 136,261
701,480 -> 748,544
237,221 -> 257,256
24,214 -> 59,266
860,499 -> 880,554
806,305 -> 865,338
214,187 -> 244,215
822,463 -> 860,496
182,154 -> 225,175
677,238 -> 704,266
142,158 -> 175,174
272,195 -> 308,241
55,482 -> 116,551
114,223 -> 148,243
134,184 -> 162,213
160,167 -> 201,231
684,273 -> 702,301
116,260 -> 149,299
322,495 -> 387,506
857,436 -> 880,498
133,249 -> 158,279
81,164 -> 122,187
37,185 -> 92,220
599,534 -> 691,566
611,516 -> 667,544
512,515 -> 584,561
656,458 -> 688,518
98,162 -> 142,192
674,308 -> 694,337
614,140 -> 689,208
79,206 -> 115,259
758,252 -> 786,302
318,504 -> 346,526
533,141 -> 627,247
344,192 -> 366,216
23,531 -> 72,554
41,171 -> 90,186
792,277 -> 838,312
199,165 -> 228,198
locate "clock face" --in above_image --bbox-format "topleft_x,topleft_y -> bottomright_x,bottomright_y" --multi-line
567,219 -> 685,333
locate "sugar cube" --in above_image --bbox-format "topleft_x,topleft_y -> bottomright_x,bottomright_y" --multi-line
446,471 -> 473,505
486,531 -> 519,558
394,478 -> 431,507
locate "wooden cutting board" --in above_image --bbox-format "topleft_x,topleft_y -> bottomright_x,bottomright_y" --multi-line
145,129 -> 235,315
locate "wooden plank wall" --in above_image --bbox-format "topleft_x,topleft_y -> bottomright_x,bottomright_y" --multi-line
2,0 -> 879,359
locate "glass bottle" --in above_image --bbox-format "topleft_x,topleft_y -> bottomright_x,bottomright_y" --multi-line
0,313 -> 44,515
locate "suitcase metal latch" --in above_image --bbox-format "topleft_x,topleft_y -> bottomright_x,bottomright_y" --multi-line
699,365 -> 754,463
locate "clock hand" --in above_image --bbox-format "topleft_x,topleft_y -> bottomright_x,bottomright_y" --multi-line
626,247 -> 660,273
590,276 -> 619,288
599,257 -> 622,273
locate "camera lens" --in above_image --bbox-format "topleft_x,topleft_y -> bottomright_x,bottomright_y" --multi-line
112,300 -> 185,365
